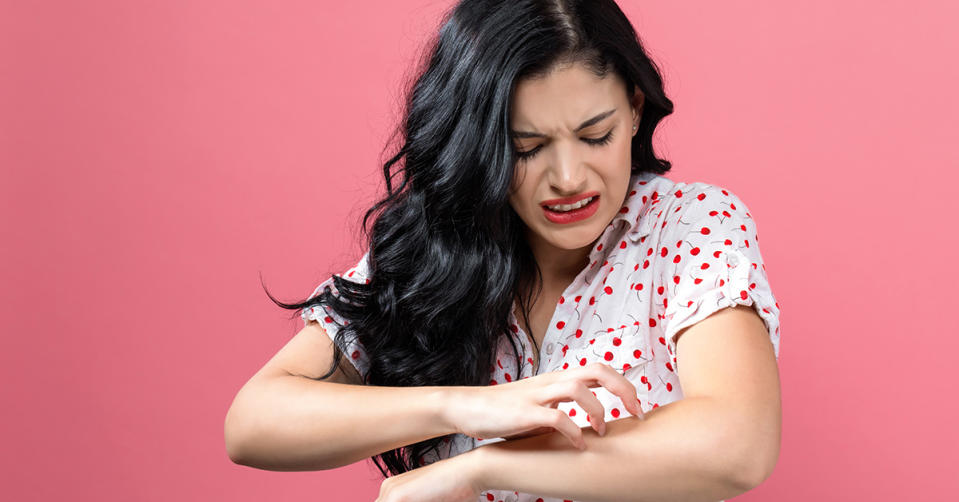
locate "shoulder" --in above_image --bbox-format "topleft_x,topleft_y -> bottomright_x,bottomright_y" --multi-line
645,178 -> 757,237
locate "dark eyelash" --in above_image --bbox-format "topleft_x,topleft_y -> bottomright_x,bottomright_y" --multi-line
515,129 -> 616,161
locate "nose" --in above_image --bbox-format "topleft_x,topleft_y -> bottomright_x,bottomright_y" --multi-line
546,141 -> 588,195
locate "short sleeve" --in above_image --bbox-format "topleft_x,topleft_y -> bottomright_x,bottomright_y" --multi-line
300,251 -> 372,380
659,186 -> 781,367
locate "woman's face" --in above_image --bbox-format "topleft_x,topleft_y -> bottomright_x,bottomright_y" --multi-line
508,61 -> 644,258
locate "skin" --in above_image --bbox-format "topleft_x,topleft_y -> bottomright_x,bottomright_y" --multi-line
508,61 -> 645,287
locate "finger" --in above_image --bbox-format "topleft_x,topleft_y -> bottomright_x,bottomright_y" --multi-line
542,380 -> 607,436
539,407 -> 586,450
587,363 -> 644,417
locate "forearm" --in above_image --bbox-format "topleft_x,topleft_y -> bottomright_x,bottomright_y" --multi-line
225,375 -> 454,471
472,396 -> 755,502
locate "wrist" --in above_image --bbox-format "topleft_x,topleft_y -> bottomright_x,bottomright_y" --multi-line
433,386 -> 463,436
458,442 -> 493,493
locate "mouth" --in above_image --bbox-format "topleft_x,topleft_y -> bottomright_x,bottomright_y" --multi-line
540,191 -> 600,209
541,195 -> 601,224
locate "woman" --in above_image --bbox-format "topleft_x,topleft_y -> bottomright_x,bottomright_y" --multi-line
225,1 -> 782,501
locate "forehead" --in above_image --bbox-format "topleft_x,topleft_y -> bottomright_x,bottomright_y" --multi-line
510,63 -> 625,130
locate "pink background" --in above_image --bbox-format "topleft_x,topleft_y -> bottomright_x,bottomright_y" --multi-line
2,0 -> 956,500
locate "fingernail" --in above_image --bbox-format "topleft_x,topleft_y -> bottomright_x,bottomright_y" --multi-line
598,423 -> 606,436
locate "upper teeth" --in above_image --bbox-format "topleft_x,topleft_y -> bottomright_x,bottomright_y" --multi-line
547,196 -> 595,212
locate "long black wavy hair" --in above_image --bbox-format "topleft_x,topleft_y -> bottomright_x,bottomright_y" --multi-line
268,0 -> 674,477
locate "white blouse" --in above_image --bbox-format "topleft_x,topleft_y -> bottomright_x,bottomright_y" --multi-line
302,170 -> 782,502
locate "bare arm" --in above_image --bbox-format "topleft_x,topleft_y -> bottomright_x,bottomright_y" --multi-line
224,321 -> 457,471
470,396 -> 755,502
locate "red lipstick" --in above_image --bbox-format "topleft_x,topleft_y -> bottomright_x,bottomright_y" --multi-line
540,191 -> 599,207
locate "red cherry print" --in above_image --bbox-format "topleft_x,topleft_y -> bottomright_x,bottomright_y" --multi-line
556,320 -> 565,329
740,224 -> 747,231
562,344 -> 569,354
504,373 -> 512,382
633,349 -> 643,358
574,295 -> 582,302
673,254 -> 681,264
674,189 -> 683,198
634,263 -> 639,271
740,290 -> 748,300
589,296 -> 596,305
597,243 -> 603,251
666,362 -> 674,372
569,408 -> 576,417
697,192 -> 706,201
730,202 -> 736,210
666,382 -> 673,391
693,278 -> 703,284
700,226 -> 711,235
636,283 -> 644,290
579,358 -> 588,366
722,210 -> 731,218
658,336 -> 666,345
700,262 -> 710,270
630,189 -> 638,194
640,375 -> 648,384
575,329 -> 583,338
604,351 -> 614,361
649,318 -> 657,327
652,190 -> 659,199
647,247 -> 654,256
497,359 -> 503,369
490,379 -> 497,385
486,494 -> 494,501
613,337 -> 622,346
348,271 -> 355,277
713,250 -> 722,258
604,285 -> 613,294
562,362 -> 569,369
643,259 -> 650,269
720,278 -> 725,286
721,189 -> 729,195
690,247 -> 700,256
620,240 -> 627,249
724,238 -> 732,245
619,206 -> 629,214
709,210 -> 718,217
510,323 -> 518,332
657,285 -> 664,295
622,363 -> 631,371
661,246 -> 668,257
559,296 -> 565,304
673,275 -> 680,284
351,350 -> 361,360
324,315 -> 334,323
745,239 -> 750,248
676,239 -> 682,248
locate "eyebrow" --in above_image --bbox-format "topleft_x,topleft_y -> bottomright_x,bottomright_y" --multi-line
509,108 -> 617,139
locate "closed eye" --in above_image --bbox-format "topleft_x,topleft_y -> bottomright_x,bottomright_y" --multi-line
514,128 -> 616,162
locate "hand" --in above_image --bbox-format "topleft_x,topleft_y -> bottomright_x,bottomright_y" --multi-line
375,447 -> 484,502
446,362 -> 644,450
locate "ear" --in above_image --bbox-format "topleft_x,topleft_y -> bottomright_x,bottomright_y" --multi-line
631,85 -> 645,117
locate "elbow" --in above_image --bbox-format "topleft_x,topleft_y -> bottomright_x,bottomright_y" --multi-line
727,431 -> 780,491
224,403 -> 254,465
